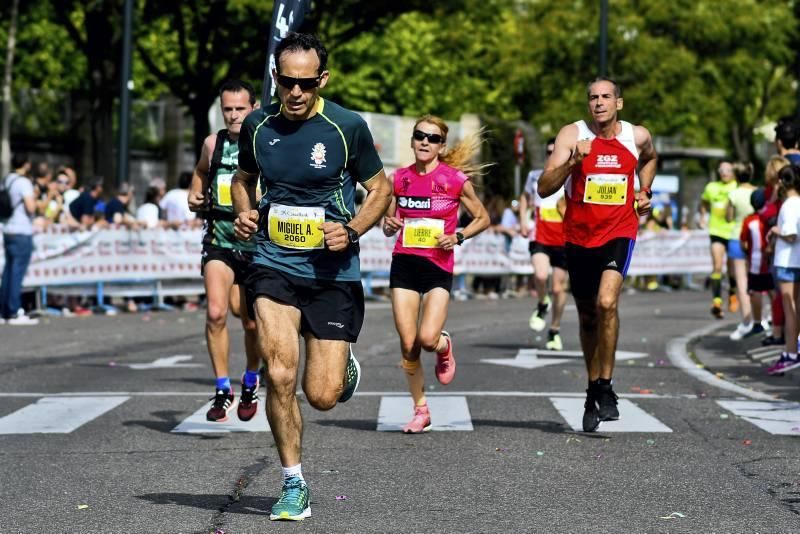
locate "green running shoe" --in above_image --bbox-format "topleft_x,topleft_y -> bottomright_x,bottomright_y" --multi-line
339,346 -> 361,403
270,476 -> 310,521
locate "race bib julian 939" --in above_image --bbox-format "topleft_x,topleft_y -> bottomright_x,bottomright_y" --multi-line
268,204 -> 325,249
583,174 -> 627,205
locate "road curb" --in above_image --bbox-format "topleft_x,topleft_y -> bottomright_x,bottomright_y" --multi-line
666,322 -> 777,401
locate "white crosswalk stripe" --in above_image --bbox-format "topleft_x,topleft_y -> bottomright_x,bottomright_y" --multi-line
549,397 -> 673,433
171,399 -> 270,433
377,396 -> 473,431
0,396 -> 129,434
717,400 -> 800,436
2,394 -> 800,436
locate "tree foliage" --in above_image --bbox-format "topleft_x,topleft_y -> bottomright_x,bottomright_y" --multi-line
0,0 -> 798,188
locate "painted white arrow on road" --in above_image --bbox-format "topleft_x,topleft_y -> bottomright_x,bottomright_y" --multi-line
481,349 -> 648,370
125,355 -> 204,370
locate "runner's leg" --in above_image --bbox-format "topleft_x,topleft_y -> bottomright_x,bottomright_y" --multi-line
302,337 -> 350,411
392,288 -> 424,405
204,261 -> 235,380
550,266 -> 568,330
255,296 -> 303,467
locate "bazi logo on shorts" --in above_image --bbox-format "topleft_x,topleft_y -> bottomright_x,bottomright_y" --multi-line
310,143 -> 327,169
397,196 -> 431,210
595,154 -> 621,169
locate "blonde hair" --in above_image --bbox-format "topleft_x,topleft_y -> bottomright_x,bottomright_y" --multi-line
765,155 -> 790,186
414,114 -> 491,179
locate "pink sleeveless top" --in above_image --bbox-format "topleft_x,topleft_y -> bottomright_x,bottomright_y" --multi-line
392,162 -> 468,273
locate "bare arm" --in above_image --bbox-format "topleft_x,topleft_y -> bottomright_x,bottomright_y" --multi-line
189,136 -> 214,212
634,125 -> 657,215
382,174 -> 402,237
320,170 -> 392,252
437,181 -> 490,251
518,190 -> 530,237
23,194 -> 36,216
232,167 -> 259,240
539,124 -> 581,198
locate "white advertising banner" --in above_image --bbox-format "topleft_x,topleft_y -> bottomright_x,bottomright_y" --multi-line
0,226 -> 712,288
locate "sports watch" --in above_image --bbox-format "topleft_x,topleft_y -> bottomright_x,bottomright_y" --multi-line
641,187 -> 653,199
344,225 -> 359,246
456,232 -> 465,246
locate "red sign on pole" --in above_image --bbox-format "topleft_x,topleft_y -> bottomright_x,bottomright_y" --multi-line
513,129 -> 525,165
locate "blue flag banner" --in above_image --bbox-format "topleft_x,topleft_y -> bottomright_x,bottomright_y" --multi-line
261,0 -> 311,105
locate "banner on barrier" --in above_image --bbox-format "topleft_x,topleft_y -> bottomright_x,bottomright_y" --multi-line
0,226 -> 712,288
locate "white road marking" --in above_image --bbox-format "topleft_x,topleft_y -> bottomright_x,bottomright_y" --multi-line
0,396 -> 129,434
549,397 -> 673,433
125,355 -> 203,370
667,323 -> 777,401
0,390 -> 700,399
171,399 -> 269,433
482,349 -> 648,370
377,395 -> 473,431
717,400 -> 800,436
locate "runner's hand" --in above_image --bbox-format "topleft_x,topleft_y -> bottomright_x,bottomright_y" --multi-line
383,215 -> 403,236
322,222 -> 349,252
520,220 -> 529,238
234,210 -> 259,240
437,233 -> 459,251
188,190 -> 206,212
572,139 -> 592,165
635,190 -> 652,216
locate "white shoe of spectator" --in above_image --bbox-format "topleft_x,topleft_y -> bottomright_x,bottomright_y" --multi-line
7,309 -> 39,326
729,322 -> 753,341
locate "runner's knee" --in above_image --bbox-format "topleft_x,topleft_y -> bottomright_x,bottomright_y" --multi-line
206,302 -> 228,329
264,364 -> 296,393
304,387 -> 339,411
597,294 -> 618,315
417,331 -> 440,353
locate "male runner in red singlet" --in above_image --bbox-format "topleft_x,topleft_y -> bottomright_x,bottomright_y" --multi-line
538,78 -> 657,432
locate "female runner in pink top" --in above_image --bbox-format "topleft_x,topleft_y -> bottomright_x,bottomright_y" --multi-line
382,115 -> 490,433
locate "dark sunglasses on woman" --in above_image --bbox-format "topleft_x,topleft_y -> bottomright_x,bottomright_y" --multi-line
412,130 -> 444,144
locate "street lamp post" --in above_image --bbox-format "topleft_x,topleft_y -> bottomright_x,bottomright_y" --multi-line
599,0 -> 608,77
116,0 -> 133,188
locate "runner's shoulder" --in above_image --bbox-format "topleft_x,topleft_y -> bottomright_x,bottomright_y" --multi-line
318,98 -> 368,131
242,105 -> 278,131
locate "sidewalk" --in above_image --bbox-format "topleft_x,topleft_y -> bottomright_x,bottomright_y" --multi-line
690,321 -> 800,403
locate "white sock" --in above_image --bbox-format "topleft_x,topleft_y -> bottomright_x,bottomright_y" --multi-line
281,464 -> 304,482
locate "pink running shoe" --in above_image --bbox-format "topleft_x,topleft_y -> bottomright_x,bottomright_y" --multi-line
435,331 -> 456,385
767,352 -> 800,375
403,404 -> 431,434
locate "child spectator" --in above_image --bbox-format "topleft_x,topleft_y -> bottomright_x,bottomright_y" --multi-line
739,188 -> 772,339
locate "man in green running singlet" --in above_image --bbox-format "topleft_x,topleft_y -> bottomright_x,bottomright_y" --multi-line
188,79 -> 262,424
700,161 -> 738,319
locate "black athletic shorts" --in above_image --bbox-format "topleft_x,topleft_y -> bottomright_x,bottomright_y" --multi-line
710,235 -> 729,248
529,241 -> 568,271
201,245 -> 253,285
566,238 -> 636,300
390,253 -> 453,294
748,272 -> 774,293
245,264 -> 365,342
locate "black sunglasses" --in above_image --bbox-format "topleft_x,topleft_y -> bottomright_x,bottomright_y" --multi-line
276,74 -> 321,91
413,130 -> 444,144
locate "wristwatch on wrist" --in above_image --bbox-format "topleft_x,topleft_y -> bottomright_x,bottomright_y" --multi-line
344,225 -> 359,246
641,186 -> 653,199
456,232 -> 465,246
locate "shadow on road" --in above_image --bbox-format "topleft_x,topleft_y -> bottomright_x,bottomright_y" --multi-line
135,493 -> 275,515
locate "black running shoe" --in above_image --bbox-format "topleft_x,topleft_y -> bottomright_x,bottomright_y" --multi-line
595,383 -> 619,421
206,389 -> 234,422
582,390 -> 600,432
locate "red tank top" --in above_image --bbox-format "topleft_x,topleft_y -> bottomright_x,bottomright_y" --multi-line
564,120 -> 640,247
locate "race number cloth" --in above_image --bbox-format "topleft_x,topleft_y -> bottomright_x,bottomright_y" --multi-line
402,218 -> 444,248
523,169 -> 565,247
267,204 -> 325,249
564,120 -> 639,248
392,162 -> 467,273
583,174 -> 627,205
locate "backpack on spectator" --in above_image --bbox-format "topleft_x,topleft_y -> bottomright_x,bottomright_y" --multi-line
0,176 -> 19,221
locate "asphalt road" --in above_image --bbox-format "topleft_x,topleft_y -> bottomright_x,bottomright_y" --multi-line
1,289 -> 798,533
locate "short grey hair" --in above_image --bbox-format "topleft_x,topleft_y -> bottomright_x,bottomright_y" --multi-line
587,77 -> 621,98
